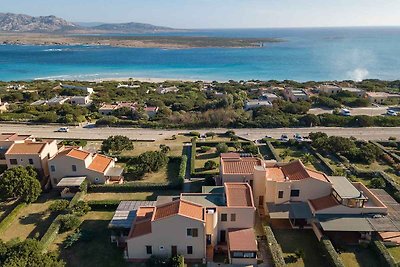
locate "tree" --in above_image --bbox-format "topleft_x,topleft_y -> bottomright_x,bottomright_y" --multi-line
204,160 -> 218,170
301,153 -> 314,164
243,143 -> 259,155
233,142 -> 242,151
0,166 -> 41,203
216,143 -> 229,154
0,239 -> 65,267
370,178 -> 386,189
59,214 -> 81,232
200,146 -> 212,153
205,132 -> 216,139
225,130 -> 236,137
159,144 -> 171,154
101,135 -> 133,154
49,200 -> 70,213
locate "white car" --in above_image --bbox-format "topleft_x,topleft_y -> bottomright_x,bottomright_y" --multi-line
340,108 -> 351,116
387,110 -> 398,116
57,127 -> 69,132
294,133 -> 304,142
280,134 -> 289,142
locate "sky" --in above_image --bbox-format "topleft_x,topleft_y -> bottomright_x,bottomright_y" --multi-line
2,0 -> 400,29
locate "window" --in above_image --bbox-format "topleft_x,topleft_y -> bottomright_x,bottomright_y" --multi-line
233,252 -> 244,258
146,246 -> 152,254
187,228 -> 198,237
278,191 -> 284,199
230,214 -> 236,222
28,158 -> 33,164
72,165 -> 77,172
51,165 -> 56,172
290,189 -> 300,197
159,246 -> 165,251
221,213 -> 227,222
9,159 -> 17,165
187,246 -> 193,255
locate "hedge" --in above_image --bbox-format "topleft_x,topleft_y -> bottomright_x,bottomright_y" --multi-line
267,141 -> 282,162
190,140 -> 196,176
40,215 -> 61,251
313,152 -> 336,175
89,182 -> 180,193
320,237 -> 345,267
262,225 -> 285,267
87,200 -> 120,211
0,202 -> 27,234
371,141 -> 400,163
68,191 -> 86,209
371,240 -> 397,267
178,155 -> 187,186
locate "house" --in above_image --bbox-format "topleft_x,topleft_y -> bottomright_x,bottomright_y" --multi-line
341,87 -> 366,97
99,102 -> 158,118
5,139 -> 58,178
260,93 -> 280,102
244,99 -> 272,110
6,84 -> 26,90
99,104 -> 120,115
220,153 -> 262,187
0,133 -> 33,164
117,83 -> 140,89
316,84 -> 342,95
283,88 -> 309,102
124,183 -> 257,265
48,147 -> 124,186
220,153 -> 399,243
0,99 -> 9,113
70,95 -> 92,106
47,96 -> 71,106
156,86 -> 179,94
366,92 -> 400,104
143,106 -> 159,118
61,84 -> 94,95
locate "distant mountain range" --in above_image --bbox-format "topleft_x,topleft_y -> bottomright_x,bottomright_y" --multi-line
0,12 -> 176,33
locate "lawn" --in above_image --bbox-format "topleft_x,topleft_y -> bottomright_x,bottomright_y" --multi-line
194,147 -> 221,174
387,246 -> 400,264
0,199 -> 18,221
274,146 -> 320,171
54,211 -> 140,267
273,229 -> 326,267
354,160 -> 400,186
1,192 -> 58,242
338,245 -> 380,267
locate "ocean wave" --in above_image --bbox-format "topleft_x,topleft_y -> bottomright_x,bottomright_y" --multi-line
43,48 -> 65,52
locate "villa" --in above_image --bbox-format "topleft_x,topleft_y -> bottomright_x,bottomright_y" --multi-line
99,102 -> 159,118
244,99 -> 273,110
283,88 -> 309,102
118,183 -> 257,265
366,92 -> 400,104
60,84 -> 94,95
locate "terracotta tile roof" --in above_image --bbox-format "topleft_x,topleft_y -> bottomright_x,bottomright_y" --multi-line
0,133 -> 31,141
5,142 -> 46,155
88,154 -> 113,173
280,160 -> 329,182
225,183 -> 254,207
99,104 -> 118,110
228,228 -> 257,252
267,167 -> 285,182
153,199 -> 204,221
221,155 -> 261,174
67,149 -> 90,160
130,220 -> 152,238
136,207 -> 155,222
309,195 -> 339,211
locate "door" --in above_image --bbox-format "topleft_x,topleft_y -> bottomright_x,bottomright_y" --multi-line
171,246 -> 177,257
259,196 -> 264,206
206,234 -> 212,245
220,230 -> 226,243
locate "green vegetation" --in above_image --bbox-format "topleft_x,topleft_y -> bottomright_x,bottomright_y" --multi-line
338,245 -> 380,267
320,237 -> 345,267
0,166 -> 42,203
101,135 -> 134,154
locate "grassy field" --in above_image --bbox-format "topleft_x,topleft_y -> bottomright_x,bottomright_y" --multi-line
0,199 -> 18,221
339,245 -> 380,267
1,192 -> 58,242
54,211 -> 140,267
273,229 -> 326,267
387,246 -> 400,264
194,147 -> 221,173
84,190 -> 182,202
274,146 -> 319,171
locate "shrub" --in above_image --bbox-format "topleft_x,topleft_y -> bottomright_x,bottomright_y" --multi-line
40,216 -> 61,251
101,135 -> 133,153
370,240 -> 397,267
205,132 -> 216,138
370,177 -> 386,189
243,143 -> 259,155
204,160 -> 218,170
0,202 -> 27,234
225,130 -> 236,137
188,131 -> 201,137
49,200 -> 70,213
200,146 -> 212,153
394,191 -> 400,203
320,237 -> 345,267
216,143 -> 229,154
68,201 -> 91,216
177,156 -> 187,186
59,214 -> 81,232
263,225 -> 285,267
63,230 -> 82,249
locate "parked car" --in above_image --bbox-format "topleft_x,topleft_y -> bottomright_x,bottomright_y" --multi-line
280,134 -> 289,142
294,133 -> 304,142
340,108 -> 351,116
387,109 -> 398,116
56,127 -> 69,132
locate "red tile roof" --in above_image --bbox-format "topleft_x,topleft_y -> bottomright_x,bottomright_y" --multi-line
309,195 -> 339,211
225,183 -> 254,207
88,154 -> 113,173
0,133 -> 31,141
128,206 -> 155,238
228,228 -> 257,252
280,160 -> 329,182
153,199 -> 204,221
221,154 -> 261,174
5,142 -> 46,155
67,149 -> 91,160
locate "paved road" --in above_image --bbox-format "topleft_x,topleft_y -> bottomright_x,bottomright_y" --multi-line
0,123 -> 399,141
309,107 -> 390,116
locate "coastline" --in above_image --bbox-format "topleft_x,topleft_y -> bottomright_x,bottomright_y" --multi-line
34,75 -> 218,83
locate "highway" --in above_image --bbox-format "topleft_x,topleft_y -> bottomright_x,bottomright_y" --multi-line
0,123 -> 399,141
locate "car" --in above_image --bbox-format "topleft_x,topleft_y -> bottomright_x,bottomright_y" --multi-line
294,133 -> 304,142
340,108 -> 351,116
280,134 -> 289,142
265,135 -> 273,139
56,127 -> 69,132
387,109 -> 398,116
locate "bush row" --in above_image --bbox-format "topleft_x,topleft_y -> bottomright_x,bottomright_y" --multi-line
0,202 -> 27,234
370,240 -> 398,267
190,141 -> 196,176
89,182 -> 180,193
177,155 -> 187,186
267,141 -> 282,162
68,191 -> 86,209
87,200 -> 120,211
319,237 -> 345,267
262,225 -> 285,267
313,152 -> 336,175
372,141 -> 400,163
39,215 -> 61,251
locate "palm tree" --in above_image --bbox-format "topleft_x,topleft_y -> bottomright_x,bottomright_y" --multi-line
301,153 -> 314,164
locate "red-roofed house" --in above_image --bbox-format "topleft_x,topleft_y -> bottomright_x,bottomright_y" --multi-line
48,147 -> 123,186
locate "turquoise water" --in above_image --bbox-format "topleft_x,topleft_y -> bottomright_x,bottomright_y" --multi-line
0,27 -> 399,81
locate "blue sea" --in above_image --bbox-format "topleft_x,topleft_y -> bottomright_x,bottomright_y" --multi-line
1,27 -> 400,82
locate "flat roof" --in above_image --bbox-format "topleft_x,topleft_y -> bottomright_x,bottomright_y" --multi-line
202,186 -> 224,194
318,216 -> 374,232
56,176 -> 86,187
328,176 -> 362,199
181,193 -> 225,207
370,189 -> 400,231
108,201 -> 156,229
267,202 -> 312,220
